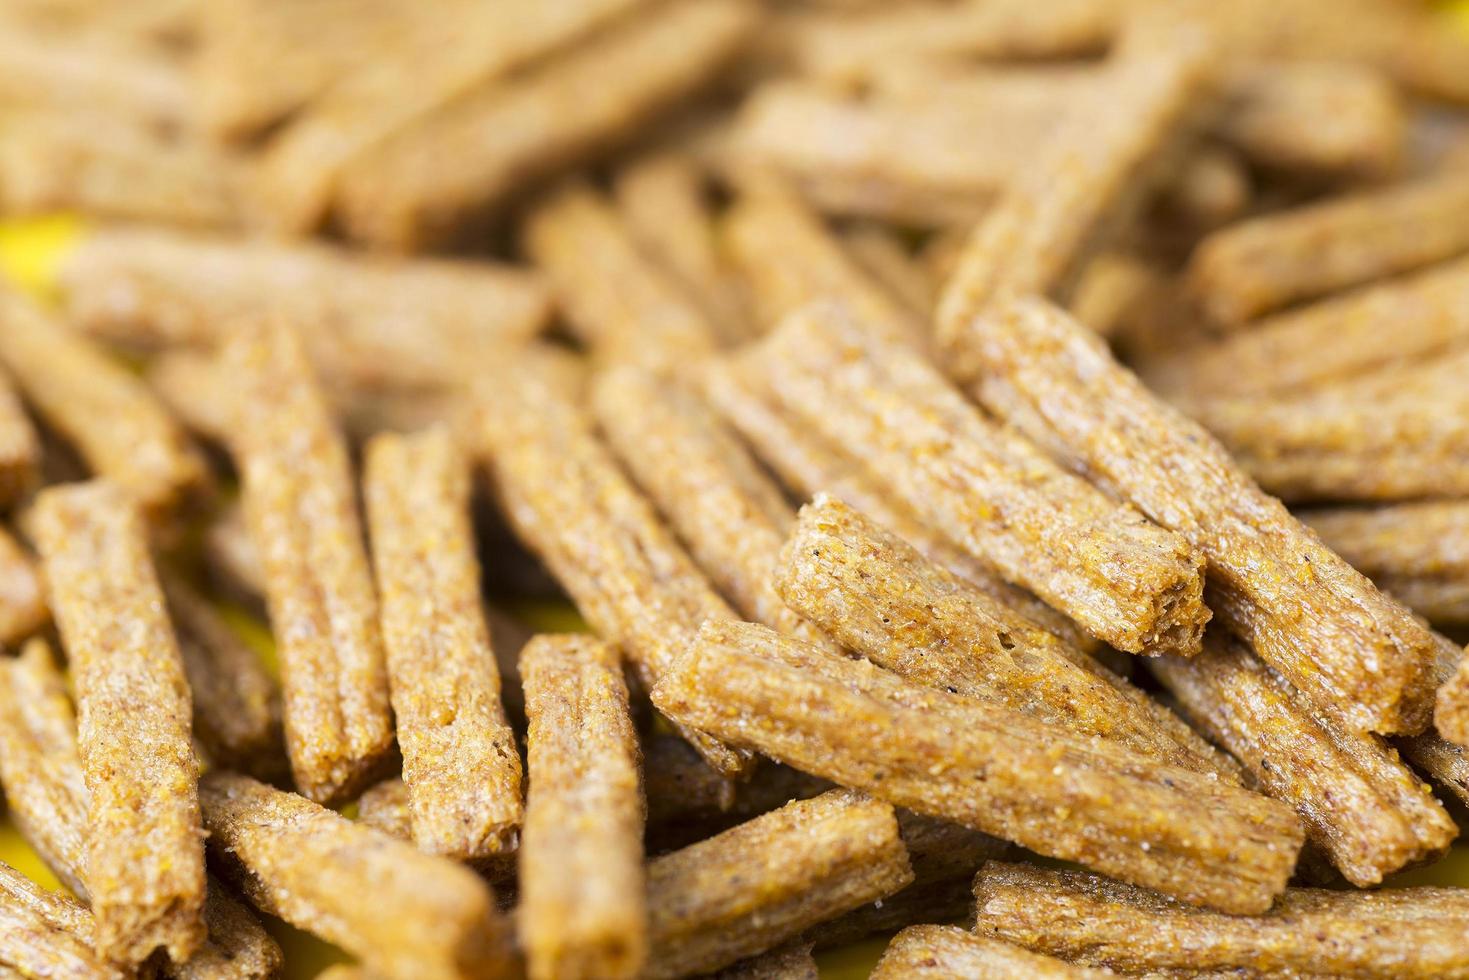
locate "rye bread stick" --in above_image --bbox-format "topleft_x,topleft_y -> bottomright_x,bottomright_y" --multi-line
1396,640 -> 1469,806
0,291 -> 206,520
472,348 -> 750,776
356,778 -> 413,842
739,305 -> 1208,656
0,524 -> 46,646
199,771 -> 514,980
652,620 -> 1304,914
954,296 -> 1442,735
0,368 -> 37,509
519,634 -> 646,980
334,0 -> 759,252
977,860 -> 1469,979
872,926 -> 1111,980
364,426 -> 522,861
644,789 -> 913,980
1187,169 -> 1469,327
30,481 -> 207,966
0,26 -> 188,129
0,860 -> 123,980
221,324 -> 393,805
777,495 -> 1237,782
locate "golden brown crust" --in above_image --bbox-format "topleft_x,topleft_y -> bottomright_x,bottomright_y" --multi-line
0,524 -> 47,647
1436,646 -> 1469,748
0,367 -> 38,510
0,27 -> 188,129
356,778 -> 413,842
706,944 -> 816,980
0,860 -> 123,980
872,925 -> 1110,980
168,886 -> 285,980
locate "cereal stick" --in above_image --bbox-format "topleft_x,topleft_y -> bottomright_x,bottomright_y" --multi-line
1396,641 -> 1469,807
1157,145 -> 1252,230
841,224 -> 934,316
738,305 -> 1208,657
473,348 -> 750,776
976,860 -> 1469,979
0,26 -> 188,129
30,481 -> 207,966
1436,634 -> 1469,747
873,926 -> 1110,980
1187,170 -> 1469,327
653,620 -> 1304,914
222,324 -> 394,804
1065,250 -> 1167,338
334,0 -> 759,252
592,365 -> 833,650
709,945 -> 815,980
0,860 -> 123,980
954,297 -> 1443,735
523,184 -> 720,367
0,524 -> 46,646
364,426 -> 522,861
0,291 -> 206,519
199,771 -> 515,980
520,634 -> 645,980
644,789 -> 913,979
777,496 -> 1238,782
170,888 -> 286,980
357,778 -> 413,842
0,367 -> 37,509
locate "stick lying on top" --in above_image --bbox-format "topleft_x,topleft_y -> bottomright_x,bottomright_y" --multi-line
872,925 -> 1110,980
0,858 -> 123,980
951,295 -> 1442,736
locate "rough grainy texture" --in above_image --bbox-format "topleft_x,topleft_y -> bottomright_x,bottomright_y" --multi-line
652,620 -> 1303,914
1396,640 -> 1469,807
0,367 -> 38,509
523,184 -> 719,367
222,324 -> 393,805
737,305 -> 1207,657
1186,169 -> 1469,327
357,778 -> 413,842
0,860 -> 123,980
955,297 -> 1442,735
707,944 -> 816,980
473,347 -> 749,776
200,772 -> 513,980
1437,642 -> 1469,748
1151,631 -> 1455,886
976,860 -> 1469,979
872,926 -> 1110,980
0,524 -> 47,646
169,887 -> 286,980
644,789 -> 913,979
365,426 -> 522,861
334,0 -> 759,251
520,634 -> 646,980
778,496 -> 1238,782
31,481 -> 208,967
0,26 -> 188,128
0,290 -> 206,519
593,365 -> 832,650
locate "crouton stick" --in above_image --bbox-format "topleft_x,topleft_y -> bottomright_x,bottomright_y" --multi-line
645,789 -> 913,979
473,348 -> 750,776
592,365 -> 833,650
778,496 -> 1238,782
334,0 -> 759,252
172,888 -> 286,980
977,860 -> 1469,979
520,635 -> 645,980
740,306 -> 1208,657
0,524 -> 46,646
523,184 -> 721,367
222,325 -> 394,805
710,945 -> 816,980
653,620 -> 1304,914
841,224 -> 935,316
873,926 -> 1110,980
1187,170 -> 1469,327
0,26 -> 188,129
0,860 -> 122,980
954,297 -> 1443,735
364,426 -> 522,861
0,292 -> 206,520
200,771 -> 515,980
0,368 -> 37,509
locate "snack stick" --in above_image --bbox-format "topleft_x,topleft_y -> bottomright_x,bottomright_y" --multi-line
523,184 -> 720,367
222,325 -> 393,805
203,503 -> 265,607
1065,250 -> 1168,339
653,620 -> 1304,914
1151,631 -> 1455,886
976,860 -> 1469,979
739,305 -> 1208,657
777,496 -> 1238,782
1186,169 -> 1469,327
199,771 -> 514,980
708,945 -> 816,980
644,789 -> 913,980
364,426 -> 523,861
334,0 -> 759,252
31,481 -> 208,966
0,524 -> 46,646
1158,144 -> 1251,230
0,859 -> 123,980
1437,635 -> 1469,747
357,778 -> 413,842
841,223 -> 936,316
171,888 -> 286,980
520,635 -> 645,980
954,297 -> 1442,735
592,365 -> 834,651
0,367 -> 37,509
147,350 -> 234,446
873,926 -> 1110,980
473,348 -> 750,776
0,26 -> 188,129
61,226 -> 550,392
0,291 -> 206,519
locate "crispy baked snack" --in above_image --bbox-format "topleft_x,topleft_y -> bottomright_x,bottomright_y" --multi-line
203,502 -> 264,607
976,860 -> 1469,979
520,634 -> 645,980
0,859 -> 123,980
357,778 -> 413,842
1437,640 -> 1469,748
200,771 -> 514,980
170,887 -> 286,980
708,945 -> 816,980
0,524 -> 46,646
472,347 -> 749,776
873,926 -> 1110,980
1159,145 -> 1252,230
221,324 -> 394,805
1397,640 -> 1469,806
841,224 -> 934,316
736,305 -> 1207,656
0,25 -> 188,128
954,296 -> 1442,734
644,789 -> 913,979
652,620 -> 1303,913
30,481 -> 208,967
1066,250 -> 1168,338
365,426 -> 522,861
0,366 -> 38,509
